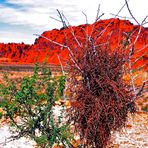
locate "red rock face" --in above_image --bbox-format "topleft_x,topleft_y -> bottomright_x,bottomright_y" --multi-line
0,43 -> 30,63
0,18 -> 147,68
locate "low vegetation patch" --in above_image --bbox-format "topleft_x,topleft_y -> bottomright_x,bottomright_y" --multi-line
0,63 -> 73,147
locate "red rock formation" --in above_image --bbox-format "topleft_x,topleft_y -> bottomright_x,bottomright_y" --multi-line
0,42 -> 30,62
0,18 -> 147,69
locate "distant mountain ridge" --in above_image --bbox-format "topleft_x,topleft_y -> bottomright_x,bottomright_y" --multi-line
0,18 -> 147,69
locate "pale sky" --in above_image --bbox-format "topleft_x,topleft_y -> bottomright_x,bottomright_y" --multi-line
0,0 -> 147,44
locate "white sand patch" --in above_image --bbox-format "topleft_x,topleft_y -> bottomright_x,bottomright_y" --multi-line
0,125 -> 36,148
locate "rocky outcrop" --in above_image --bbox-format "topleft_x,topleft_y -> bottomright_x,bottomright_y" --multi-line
0,43 -> 30,62
0,18 -> 147,68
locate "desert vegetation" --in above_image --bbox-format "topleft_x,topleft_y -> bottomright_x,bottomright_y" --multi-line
0,63 -> 74,147
0,1 -> 148,148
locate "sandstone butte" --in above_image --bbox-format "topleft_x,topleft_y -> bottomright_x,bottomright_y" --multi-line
0,18 -> 147,70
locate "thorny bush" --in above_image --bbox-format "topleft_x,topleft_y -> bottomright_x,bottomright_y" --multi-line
67,40 -> 136,148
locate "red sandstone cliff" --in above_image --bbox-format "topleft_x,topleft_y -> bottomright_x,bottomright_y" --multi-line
0,43 -> 30,62
0,18 -> 147,68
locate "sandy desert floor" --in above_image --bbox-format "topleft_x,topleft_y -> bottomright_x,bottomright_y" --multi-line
0,111 -> 147,148
0,70 -> 147,148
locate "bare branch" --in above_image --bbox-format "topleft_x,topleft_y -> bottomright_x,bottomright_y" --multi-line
110,13 -> 132,19
125,0 -> 140,25
131,52 -> 148,66
82,11 -> 88,24
136,82 -> 146,97
92,0 -> 129,43
131,63 -> 147,72
80,26 -> 89,44
126,15 -> 148,101
142,16 -> 148,25
133,74 -> 144,81
88,4 -> 104,40
57,54 -> 65,76
34,34 -> 67,48
95,4 -> 101,21
134,44 -> 148,54
61,13 -> 82,47
49,16 -> 61,22
56,9 -> 67,28
115,0 -> 128,17
34,34 -> 82,72
96,13 -> 104,21
94,4 -> 105,22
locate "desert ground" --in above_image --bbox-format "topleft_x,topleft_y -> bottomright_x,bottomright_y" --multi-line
0,67 -> 147,148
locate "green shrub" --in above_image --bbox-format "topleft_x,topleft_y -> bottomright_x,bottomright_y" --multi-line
0,63 -> 72,147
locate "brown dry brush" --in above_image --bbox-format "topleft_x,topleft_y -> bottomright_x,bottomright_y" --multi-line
38,9 -> 147,147
67,39 -> 136,148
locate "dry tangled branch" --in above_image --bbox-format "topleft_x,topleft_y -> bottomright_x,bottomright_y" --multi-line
34,2 -> 147,147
